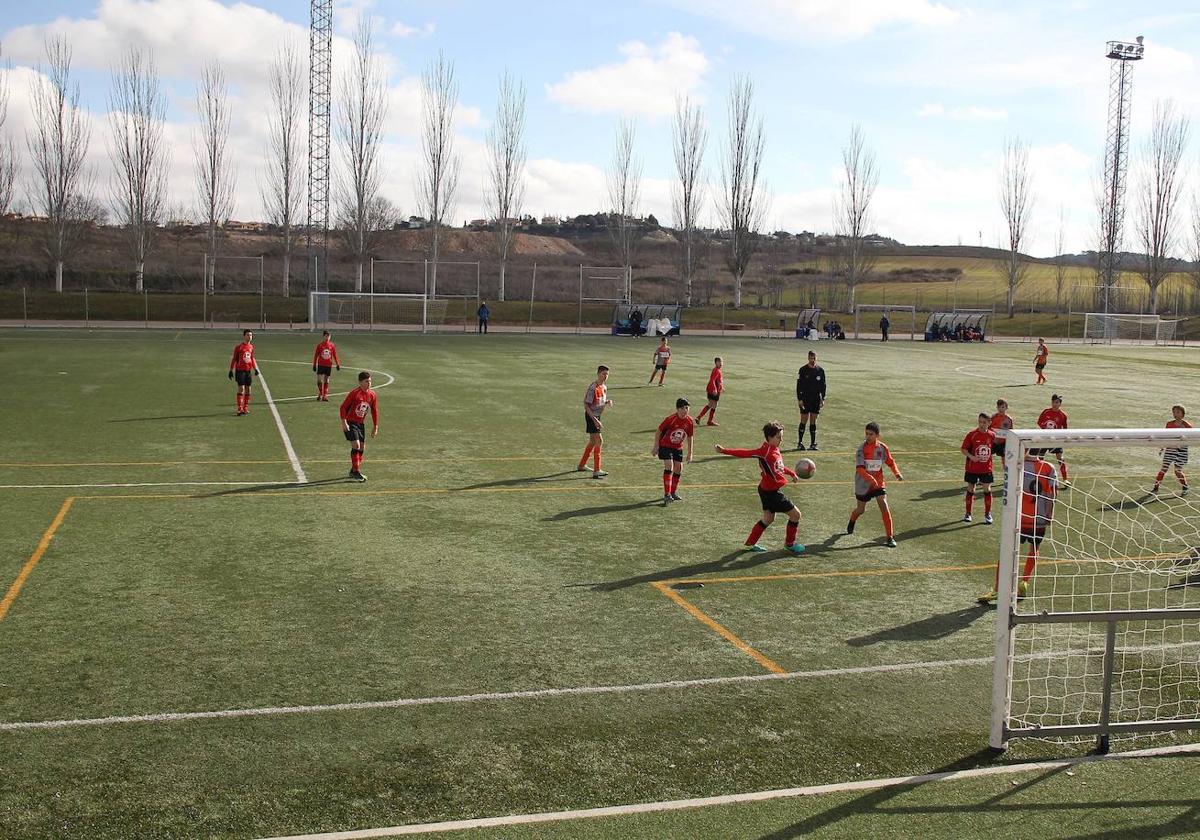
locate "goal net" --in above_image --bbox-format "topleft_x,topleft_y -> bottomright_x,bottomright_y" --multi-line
1083,313 -> 1179,345
308,292 -> 447,332
990,427 -> 1200,753
854,304 -> 916,340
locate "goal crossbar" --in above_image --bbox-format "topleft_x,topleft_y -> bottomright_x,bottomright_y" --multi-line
853,304 -> 916,340
309,291 -> 439,333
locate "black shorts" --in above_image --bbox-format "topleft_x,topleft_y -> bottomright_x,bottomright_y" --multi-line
585,413 -> 602,435
707,392 -> 720,403
964,471 -> 994,485
1035,363 -> 1046,371
654,364 -> 667,371
234,369 -> 252,387
758,487 -> 796,514
344,422 -> 366,442
992,439 -> 1006,457
658,447 -> 683,463
855,487 -> 887,503
798,397 -> 822,415
1020,527 -> 1047,547
316,365 -> 332,376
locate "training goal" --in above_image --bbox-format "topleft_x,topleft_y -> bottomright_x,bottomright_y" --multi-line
989,426 -> 1200,753
854,304 -> 915,340
1082,313 -> 1180,345
308,292 -> 448,333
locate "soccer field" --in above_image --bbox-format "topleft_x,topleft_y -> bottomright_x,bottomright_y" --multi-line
2,329 -> 1199,839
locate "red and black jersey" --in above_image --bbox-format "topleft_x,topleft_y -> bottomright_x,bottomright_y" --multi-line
340,387 -> 379,426
313,340 -> 340,367
230,342 -> 257,372
707,366 -> 723,395
1035,345 -> 1048,364
1038,407 -> 1068,430
962,428 -> 995,475
657,413 -> 695,450
720,442 -> 796,491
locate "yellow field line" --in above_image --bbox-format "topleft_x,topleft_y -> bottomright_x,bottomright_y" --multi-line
650,581 -> 785,674
0,497 -> 75,623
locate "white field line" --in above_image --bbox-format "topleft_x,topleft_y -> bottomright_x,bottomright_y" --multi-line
257,359 -> 396,404
256,364 -> 307,484
0,481 -> 290,489
256,743 -> 1200,840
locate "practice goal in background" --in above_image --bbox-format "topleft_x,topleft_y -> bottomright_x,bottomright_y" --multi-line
308,292 -> 446,333
1083,313 -> 1180,345
990,427 -> 1200,753
854,304 -> 915,340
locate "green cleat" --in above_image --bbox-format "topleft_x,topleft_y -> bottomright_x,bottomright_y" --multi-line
785,543 -> 806,554
977,589 -> 998,605
744,544 -> 768,553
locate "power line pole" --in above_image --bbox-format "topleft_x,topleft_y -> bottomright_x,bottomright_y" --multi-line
306,0 -> 333,296
1098,36 -> 1145,316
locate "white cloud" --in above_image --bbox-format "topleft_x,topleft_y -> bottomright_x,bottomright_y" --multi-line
672,0 -> 958,42
918,103 -> 1009,121
391,20 -> 435,38
546,32 -> 708,118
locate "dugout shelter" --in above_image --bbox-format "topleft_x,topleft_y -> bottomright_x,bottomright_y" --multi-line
925,310 -> 991,341
612,303 -> 681,336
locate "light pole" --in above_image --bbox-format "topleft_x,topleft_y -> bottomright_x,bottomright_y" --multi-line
1099,36 -> 1145,321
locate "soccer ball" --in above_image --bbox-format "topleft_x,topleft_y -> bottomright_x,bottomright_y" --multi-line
795,458 -> 816,479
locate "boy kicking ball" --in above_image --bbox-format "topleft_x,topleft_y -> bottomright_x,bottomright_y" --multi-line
653,398 -> 695,503
848,421 -> 904,547
716,421 -> 805,554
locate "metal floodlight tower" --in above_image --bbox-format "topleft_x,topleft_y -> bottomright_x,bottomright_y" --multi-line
306,0 -> 333,295
1097,36 -> 1145,315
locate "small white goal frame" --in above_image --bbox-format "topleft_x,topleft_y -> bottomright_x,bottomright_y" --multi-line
1082,312 -> 1180,345
309,291 -> 431,333
853,304 -> 916,340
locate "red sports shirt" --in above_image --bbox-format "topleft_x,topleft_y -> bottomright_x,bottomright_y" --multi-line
1035,345 -> 1048,364
313,340 -> 340,367
989,413 -> 1014,433
340,387 -> 379,426
656,414 -> 695,451
1167,418 -> 1193,430
720,443 -> 796,491
653,346 -> 672,366
962,428 -> 995,475
1037,407 -> 1068,430
1021,458 -> 1058,530
230,342 -> 257,372
707,367 -> 723,395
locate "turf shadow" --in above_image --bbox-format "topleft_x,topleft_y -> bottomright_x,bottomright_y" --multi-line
916,486 -> 977,501
583,546 -> 796,592
845,604 -> 990,646
1098,492 -> 1156,513
544,498 -> 664,522
109,411 -> 234,422
458,470 -> 581,490
195,477 -> 350,497
892,519 -> 974,541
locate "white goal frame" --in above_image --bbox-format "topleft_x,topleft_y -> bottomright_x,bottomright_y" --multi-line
1082,312 -> 1180,345
853,304 -> 916,340
308,291 -> 432,333
990,426 -> 1200,753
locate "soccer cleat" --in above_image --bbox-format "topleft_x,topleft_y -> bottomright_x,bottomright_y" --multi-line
962,514 -> 973,523
669,492 -> 682,501
977,589 -> 998,605
984,513 -> 994,525
706,421 -> 719,427
349,470 -> 367,482
1017,580 -> 1029,599
808,443 -> 819,451
785,543 -> 806,554
846,519 -> 856,534
663,494 -> 672,505
592,470 -> 608,479
744,544 -> 768,553
576,464 -> 588,472
1182,485 -> 1191,496
796,442 -> 807,451
1150,484 -> 1160,494
885,537 -> 898,548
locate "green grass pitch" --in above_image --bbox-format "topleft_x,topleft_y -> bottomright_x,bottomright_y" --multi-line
1,329 -> 1198,838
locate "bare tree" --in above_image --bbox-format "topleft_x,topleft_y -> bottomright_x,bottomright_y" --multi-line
607,118 -> 642,297
997,136 -> 1034,317
194,62 -> 235,292
1190,198 -> 1200,314
262,42 -> 304,296
485,72 -> 525,303
1135,100 -> 1189,314
1053,205 -> 1067,315
672,96 -> 707,307
0,43 -> 16,219
833,124 -> 879,311
418,51 -> 460,299
717,76 -> 767,309
108,47 -> 167,292
336,20 -> 388,292
26,36 -> 93,292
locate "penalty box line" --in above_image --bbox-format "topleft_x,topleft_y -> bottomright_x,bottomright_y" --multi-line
0,498 -> 75,623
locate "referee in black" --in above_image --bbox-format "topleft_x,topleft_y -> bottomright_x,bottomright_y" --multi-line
795,350 -> 827,451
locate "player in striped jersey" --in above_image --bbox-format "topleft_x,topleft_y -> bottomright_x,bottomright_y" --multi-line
1152,404 -> 1191,495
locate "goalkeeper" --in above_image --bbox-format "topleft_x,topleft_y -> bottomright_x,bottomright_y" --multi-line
979,450 -> 1057,604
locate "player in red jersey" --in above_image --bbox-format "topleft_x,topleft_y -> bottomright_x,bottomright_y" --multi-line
1033,338 -> 1048,385
227,329 -> 259,415
695,357 -> 723,426
715,421 -> 805,554
1036,394 -> 1070,484
979,450 -> 1057,603
653,398 -> 696,503
648,337 -> 671,386
989,399 -> 1014,478
1152,404 -> 1192,495
339,371 -> 379,482
962,413 -> 996,524
312,330 -> 341,401
848,421 -> 904,547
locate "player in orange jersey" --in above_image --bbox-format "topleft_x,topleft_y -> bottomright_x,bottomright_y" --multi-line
716,421 -> 804,553
653,398 -> 696,503
648,337 -> 671,386
312,330 -> 342,401
227,329 -> 259,416
339,371 -> 379,482
1034,338 -> 1048,385
979,450 -> 1057,604
696,357 -> 723,426
579,365 -> 612,478
962,413 -> 996,524
1152,404 -> 1192,495
847,421 -> 904,547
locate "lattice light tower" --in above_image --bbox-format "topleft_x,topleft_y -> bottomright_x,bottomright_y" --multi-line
1097,36 -> 1144,313
306,0 -> 333,294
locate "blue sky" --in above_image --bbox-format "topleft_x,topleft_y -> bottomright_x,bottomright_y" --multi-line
4,1 -> 1200,255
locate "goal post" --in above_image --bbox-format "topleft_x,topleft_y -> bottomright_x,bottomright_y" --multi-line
853,304 -> 916,340
1082,312 -> 1180,345
308,291 -> 446,333
990,426 -> 1200,753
